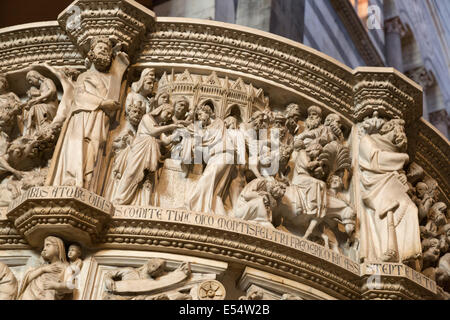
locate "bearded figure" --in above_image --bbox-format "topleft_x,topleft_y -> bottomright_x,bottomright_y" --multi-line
47,37 -> 129,190
359,119 -> 422,268
294,106 -> 338,150
104,68 -> 154,201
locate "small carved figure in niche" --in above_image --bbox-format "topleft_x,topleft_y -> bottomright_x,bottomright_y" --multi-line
168,96 -> 192,161
0,74 -> 21,143
103,259 -> 192,300
49,36 -> 130,190
185,104 -> 236,215
234,178 -> 286,228
67,244 -> 83,271
0,262 -> 18,300
412,182 -> 435,223
326,175 -> 356,238
436,253 -> 450,292
359,118 -> 422,268
323,113 -> 344,143
284,103 -> 303,137
113,104 -> 181,205
421,238 -> 441,270
421,202 -> 447,240
439,224 -> 450,254
0,74 -> 24,182
172,96 -> 191,125
18,236 -> 72,300
23,70 -> 58,136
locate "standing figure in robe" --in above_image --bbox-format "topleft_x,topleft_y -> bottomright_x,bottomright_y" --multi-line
105,68 -> 155,200
47,37 -> 129,189
113,104 -> 180,205
359,119 -> 422,267
23,70 -> 58,136
185,104 -> 236,215
0,262 -> 18,300
18,236 -> 72,300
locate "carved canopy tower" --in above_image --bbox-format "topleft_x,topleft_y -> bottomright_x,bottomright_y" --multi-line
0,0 -> 449,301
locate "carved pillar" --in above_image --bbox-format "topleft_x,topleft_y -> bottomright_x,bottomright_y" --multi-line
269,0 -> 305,43
384,16 -> 406,72
429,109 -> 449,138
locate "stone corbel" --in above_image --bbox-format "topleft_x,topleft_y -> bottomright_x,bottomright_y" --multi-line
57,0 -> 156,57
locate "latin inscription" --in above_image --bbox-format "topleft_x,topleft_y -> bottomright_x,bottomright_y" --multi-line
114,205 -> 361,275
7,186 -> 113,214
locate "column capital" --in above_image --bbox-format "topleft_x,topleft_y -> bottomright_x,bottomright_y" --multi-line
384,16 -> 406,37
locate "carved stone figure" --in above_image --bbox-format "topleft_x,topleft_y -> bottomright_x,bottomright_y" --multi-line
0,74 -> 23,182
359,119 -> 422,266
284,103 -> 303,137
234,178 -> 286,228
411,180 -> 436,223
113,104 -> 180,205
105,68 -> 155,201
294,106 -> 335,149
103,259 -> 192,300
23,70 -> 58,136
185,104 -> 235,215
48,37 -> 130,190
422,238 -> 441,270
0,262 -> 18,300
18,236 -> 72,300
421,202 -> 448,240
289,142 -> 328,239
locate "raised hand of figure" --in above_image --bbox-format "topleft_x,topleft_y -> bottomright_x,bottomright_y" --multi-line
115,51 -> 130,66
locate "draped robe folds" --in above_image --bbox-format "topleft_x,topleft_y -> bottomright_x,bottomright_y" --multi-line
24,79 -> 58,136
186,119 -> 235,215
289,150 -> 327,218
113,114 -> 162,205
0,263 -> 17,300
48,57 -> 128,189
18,262 -> 69,300
359,134 -> 422,264
234,178 -> 274,227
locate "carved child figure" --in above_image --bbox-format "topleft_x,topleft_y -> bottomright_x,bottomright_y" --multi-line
67,244 -> 83,271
